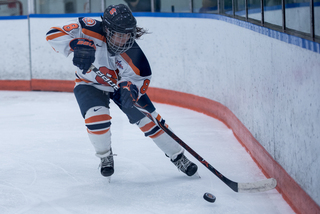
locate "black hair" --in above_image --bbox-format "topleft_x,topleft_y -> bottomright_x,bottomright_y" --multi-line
136,26 -> 149,39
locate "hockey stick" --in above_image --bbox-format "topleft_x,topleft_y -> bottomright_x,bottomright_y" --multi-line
88,64 -> 277,193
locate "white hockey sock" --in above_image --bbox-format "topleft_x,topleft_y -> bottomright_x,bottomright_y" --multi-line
85,106 -> 112,157
137,111 -> 183,160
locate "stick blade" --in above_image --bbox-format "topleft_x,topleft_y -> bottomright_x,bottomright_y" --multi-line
238,178 -> 277,193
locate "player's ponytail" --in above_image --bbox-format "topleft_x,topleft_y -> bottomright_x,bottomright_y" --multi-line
136,26 -> 149,39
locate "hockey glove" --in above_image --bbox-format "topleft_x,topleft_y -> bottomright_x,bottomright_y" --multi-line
70,38 -> 96,74
118,81 -> 138,109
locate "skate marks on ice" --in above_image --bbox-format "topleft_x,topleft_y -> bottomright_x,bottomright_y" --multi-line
0,91 -> 294,214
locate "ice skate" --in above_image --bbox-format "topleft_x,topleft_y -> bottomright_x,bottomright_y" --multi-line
100,149 -> 115,178
171,152 -> 198,177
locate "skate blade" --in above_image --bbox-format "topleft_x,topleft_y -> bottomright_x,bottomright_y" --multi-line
191,171 -> 201,179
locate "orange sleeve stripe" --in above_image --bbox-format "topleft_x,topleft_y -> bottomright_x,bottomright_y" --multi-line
140,121 -> 156,132
85,114 -> 112,124
82,29 -> 106,43
121,53 -> 140,75
75,78 -> 91,83
149,130 -> 164,139
87,128 -> 110,135
52,27 -> 64,32
46,31 -> 68,41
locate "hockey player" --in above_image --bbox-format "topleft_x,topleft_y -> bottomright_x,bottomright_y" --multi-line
46,4 -> 198,178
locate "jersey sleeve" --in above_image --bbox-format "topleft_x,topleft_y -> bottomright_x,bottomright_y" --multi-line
46,18 -> 83,57
117,42 -> 152,98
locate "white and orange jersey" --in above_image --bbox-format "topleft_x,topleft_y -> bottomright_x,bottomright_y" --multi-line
46,17 -> 152,97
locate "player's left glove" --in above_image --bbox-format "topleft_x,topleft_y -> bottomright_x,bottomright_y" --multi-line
70,38 -> 96,74
118,81 -> 138,109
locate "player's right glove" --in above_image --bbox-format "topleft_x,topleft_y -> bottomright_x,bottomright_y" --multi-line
70,38 -> 96,74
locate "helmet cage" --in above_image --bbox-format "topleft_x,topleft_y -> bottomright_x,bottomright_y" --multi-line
104,26 -> 136,56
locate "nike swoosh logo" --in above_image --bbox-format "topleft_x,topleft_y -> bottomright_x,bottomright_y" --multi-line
94,107 -> 102,112
96,44 -> 102,47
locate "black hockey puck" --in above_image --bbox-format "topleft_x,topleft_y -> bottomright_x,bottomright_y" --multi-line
203,192 -> 216,203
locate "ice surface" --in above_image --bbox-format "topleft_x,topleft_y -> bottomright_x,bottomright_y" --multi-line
0,91 -> 295,214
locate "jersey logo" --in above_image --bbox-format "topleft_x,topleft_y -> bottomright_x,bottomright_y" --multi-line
82,17 -> 96,27
116,60 -> 123,69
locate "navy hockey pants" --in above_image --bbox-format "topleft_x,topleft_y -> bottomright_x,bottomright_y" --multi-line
74,84 -> 156,124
